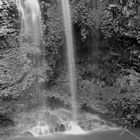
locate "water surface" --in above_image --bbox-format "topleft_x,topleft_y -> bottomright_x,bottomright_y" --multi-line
9,129 -> 140,140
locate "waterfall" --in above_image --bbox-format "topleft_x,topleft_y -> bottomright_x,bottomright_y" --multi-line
61,0 -> 78,123
16,0 -> 42,35
15,0 -> 45,109
15,0 -> 44,77
15,0 -> 42,53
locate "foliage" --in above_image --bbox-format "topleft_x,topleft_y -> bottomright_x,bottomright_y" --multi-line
100,0 -> 140,71
0,0 -> 24,98
71,0 -> 108,27
0,0 -> 19,38
101,0 -> 140,41
76,64 -> 140,127
40,0 -> 64,84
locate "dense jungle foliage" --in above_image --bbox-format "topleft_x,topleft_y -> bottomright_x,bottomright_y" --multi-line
0,0 -> 140,134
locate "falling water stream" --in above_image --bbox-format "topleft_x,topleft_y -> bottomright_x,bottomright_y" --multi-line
16,0 -> 43,70
15,0 -> 45,109
61,0 -> 87,134
16,0 -> 42,37
61,0 -> 77,123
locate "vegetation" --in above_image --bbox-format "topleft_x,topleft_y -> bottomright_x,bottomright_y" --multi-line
0,0 -> 140,136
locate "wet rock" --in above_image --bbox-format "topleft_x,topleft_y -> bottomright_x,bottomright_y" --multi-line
55,124 -> 59,132
59,124 -> 65,132
19,131 -> 34,137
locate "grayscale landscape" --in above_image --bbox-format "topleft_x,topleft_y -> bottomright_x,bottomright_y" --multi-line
0,0 -> 140,140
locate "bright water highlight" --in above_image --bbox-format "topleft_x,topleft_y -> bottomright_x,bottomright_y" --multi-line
15,0 -> 42,36
61,0 -> 78,123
